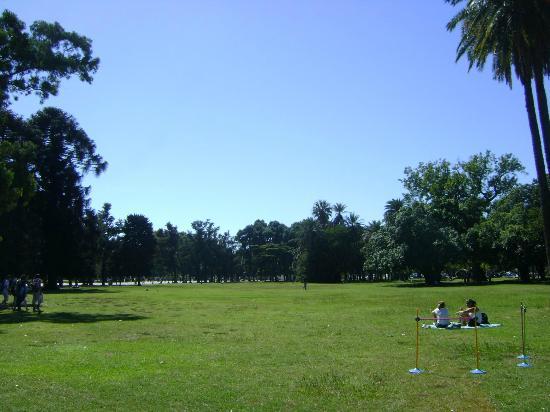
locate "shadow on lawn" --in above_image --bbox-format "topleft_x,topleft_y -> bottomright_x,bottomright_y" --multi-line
0,311 -> 146,324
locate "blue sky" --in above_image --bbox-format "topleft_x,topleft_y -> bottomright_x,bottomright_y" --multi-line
4,0 -> 535,234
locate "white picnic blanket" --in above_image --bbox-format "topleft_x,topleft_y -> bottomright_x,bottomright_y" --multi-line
422,323 -> 501,329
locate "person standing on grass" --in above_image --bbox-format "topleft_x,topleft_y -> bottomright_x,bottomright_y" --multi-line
32,274 -> 44,313
1,277 -> 9,305
14,276 -> 29,311
9,276 -> 18,308
431,301 -> 450,328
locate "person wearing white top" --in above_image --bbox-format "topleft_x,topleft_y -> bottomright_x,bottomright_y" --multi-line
432,301 -> 450,328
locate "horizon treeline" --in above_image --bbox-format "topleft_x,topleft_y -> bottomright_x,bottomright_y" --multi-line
0,10 -> 546,288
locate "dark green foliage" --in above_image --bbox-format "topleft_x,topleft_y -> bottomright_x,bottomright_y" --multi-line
483,182 -> 545,280
363,152 -> 542,283
117,214 -> 156,285
28,108 -> 106,287
0,9 -> 99,107
294,214 -> 364,283
312,200 -> 332,227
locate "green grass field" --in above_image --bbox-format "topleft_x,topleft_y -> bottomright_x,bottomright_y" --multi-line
1,281 -> 549,411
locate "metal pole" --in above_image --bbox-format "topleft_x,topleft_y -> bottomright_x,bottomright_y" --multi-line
517,303 -> 531,367
409,308 -> 423,374
470,314 -> 486,374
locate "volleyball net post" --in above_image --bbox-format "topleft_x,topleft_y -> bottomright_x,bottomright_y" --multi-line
517,303 -> 531,368
470,316 -> 486,375
408,308 -> 424,375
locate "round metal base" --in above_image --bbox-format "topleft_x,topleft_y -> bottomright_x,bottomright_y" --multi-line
470,368 -> 487,375
408,368 -> 424,375
517,354 -> 529,360
517,361 -> 531,368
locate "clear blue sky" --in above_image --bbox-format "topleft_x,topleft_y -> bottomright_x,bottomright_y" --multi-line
4,0 -> 536,235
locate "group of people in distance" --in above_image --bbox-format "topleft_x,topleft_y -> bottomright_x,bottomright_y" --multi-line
1,275 -> 44,313
432,298 -> 488,328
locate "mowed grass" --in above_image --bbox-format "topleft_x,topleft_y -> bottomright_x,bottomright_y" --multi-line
1,281 -> 549,411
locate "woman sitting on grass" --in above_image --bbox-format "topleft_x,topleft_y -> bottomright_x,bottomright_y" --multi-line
432,301 -> 450,328
458,298 -> 483,326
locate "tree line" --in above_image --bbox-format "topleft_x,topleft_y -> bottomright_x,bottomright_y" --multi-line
0,8 -> 548,288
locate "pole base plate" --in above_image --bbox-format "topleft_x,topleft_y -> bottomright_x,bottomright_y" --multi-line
517,354 -> 529,360
408,368 -> 424,375
470,368 -> 487,375
517,362 -> 531,368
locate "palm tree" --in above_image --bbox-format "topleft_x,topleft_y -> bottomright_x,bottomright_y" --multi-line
346,212 -> 363,228
445,0 -> 550,268
384,198 -> 404,224
332,203 -> 347,225
312,200 -> 332,227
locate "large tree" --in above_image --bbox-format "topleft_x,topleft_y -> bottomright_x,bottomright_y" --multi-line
484,181 -> 545,280
399,152 -> 523,281
0,9 -> 101,283
29,107 -> 106,288
445,0 -> 550,269
0,9 -> 99,108
119,214 -> 156,286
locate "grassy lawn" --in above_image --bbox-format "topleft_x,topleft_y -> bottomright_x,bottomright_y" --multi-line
1,281 -> 549,411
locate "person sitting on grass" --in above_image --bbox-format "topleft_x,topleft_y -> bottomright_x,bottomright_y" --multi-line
432,301 -> 450,328
458,298 -> 482,326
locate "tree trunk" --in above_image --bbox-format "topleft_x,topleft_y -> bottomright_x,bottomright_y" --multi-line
534,68 -> 550,174
523,78 -> 550,269
471,262 -> 486,283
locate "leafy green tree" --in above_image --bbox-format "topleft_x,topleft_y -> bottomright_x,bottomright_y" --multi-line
0,9 -> 101,283
267,221 -> 290,243
0,9 -> 99,108
78,208 -> 101,285
402,152 -> 523,280
393,202 -> 461,284
28,107 -> 106,288
445,0 -> 550,268
485,182 -> 545,280
189,220 -> 222,282
235,219 -> 271,279
119,214 -> 156,286
294,203 -> 364,283
154,222 -> 181,282
97,203 -> 119,284
362,221 -> 405,281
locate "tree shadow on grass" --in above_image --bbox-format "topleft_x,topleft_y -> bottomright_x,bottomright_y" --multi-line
0,311 -> 146,324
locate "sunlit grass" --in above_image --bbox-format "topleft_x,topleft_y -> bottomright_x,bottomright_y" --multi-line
1,281 -> 549,411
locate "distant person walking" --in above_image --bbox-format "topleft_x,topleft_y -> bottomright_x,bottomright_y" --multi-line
9,276 -> 17,308
14,277 -> 28,311
32,274 -> 44,313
